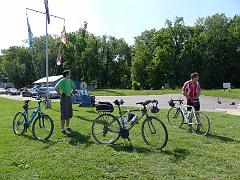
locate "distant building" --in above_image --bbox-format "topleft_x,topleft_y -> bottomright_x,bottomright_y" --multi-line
33,75 -> 63,87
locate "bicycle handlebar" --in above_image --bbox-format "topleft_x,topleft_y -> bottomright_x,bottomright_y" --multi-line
136,100 -> 158,106
172,99 -> 184,103
113,99 -> 125,106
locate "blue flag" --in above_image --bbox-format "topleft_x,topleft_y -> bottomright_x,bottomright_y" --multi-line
44,0 -> 50,24
26,15 -> 34,48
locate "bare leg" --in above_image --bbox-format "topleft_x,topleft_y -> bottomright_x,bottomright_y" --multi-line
61,119 -> 65,129
66,119 -> 70,128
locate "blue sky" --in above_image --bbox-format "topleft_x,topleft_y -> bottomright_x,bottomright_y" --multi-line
0,0 -> 239,50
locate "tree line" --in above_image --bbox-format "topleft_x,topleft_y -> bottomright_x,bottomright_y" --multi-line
0,13 -> 239,89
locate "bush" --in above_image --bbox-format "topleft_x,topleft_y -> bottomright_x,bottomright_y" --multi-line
132,81 -> 141,90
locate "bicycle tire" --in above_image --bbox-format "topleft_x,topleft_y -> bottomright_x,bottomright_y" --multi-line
32,114 -> 54,140
192,112 -> 210,136
13,112 -> 26,135
142,116 -> 168,149
92,114 -> 121,144
167,107 -> 184,128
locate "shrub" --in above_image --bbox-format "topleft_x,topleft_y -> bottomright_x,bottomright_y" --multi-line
132,81 -> 141,90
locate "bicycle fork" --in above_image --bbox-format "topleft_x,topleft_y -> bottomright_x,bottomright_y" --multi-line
147,119 -> 156,134
39,114 -> 45,129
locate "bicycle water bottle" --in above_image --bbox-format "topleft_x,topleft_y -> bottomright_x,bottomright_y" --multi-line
123,116 -> 128,128
30,110 -> 37,120
129,115 -> 138,125
183,110 -> 187,117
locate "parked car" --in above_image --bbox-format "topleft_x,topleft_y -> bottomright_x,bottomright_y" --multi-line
6,88 -> 20,95
0,88 -> 7,94
22,88 -> 38,97
38,87 -> 60,99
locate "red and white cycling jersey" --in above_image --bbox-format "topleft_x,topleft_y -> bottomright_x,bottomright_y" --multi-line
183,80 -> 200,100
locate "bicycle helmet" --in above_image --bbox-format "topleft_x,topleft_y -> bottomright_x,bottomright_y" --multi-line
151,106 -> 159,113
168,99 -> 175,107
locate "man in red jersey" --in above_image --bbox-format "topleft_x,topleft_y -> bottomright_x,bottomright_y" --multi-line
182,72 -> 201,112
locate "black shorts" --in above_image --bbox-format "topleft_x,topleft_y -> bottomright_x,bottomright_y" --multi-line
187,99 -> 200,111
60,96 -> 73,120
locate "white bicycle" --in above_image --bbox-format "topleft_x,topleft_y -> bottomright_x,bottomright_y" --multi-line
167,99 -> 210,136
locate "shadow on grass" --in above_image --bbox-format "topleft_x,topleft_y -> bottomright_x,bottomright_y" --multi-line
66,130 -> 94,147
207,133 -> 240,143
162,148 -> 190,163
75,115 -> 94,122
21,134 -> 58,148
86,110 -> 98,114
50,108 -> 60,113
108,143 -> 154,154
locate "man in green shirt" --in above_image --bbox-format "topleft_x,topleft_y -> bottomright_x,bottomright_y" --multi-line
55,70 -> 76,133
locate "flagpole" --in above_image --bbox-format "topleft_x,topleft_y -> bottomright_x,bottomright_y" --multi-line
45,11 -> 50,108
26,7 -> 65,109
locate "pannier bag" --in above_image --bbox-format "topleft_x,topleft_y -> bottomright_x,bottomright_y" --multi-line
96,102 -> 114,112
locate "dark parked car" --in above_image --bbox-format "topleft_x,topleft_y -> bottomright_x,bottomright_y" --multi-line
6,88 -> 20,95
22,88 -> 38,97
38,87 -> 60,99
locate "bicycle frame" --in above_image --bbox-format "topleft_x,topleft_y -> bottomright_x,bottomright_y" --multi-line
175,102 -> 199,124
22,102 -> 42,126
115,104 -> 149,131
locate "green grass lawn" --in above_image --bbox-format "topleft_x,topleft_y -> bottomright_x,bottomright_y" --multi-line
0,97 -> 240,179
201,89 -> 240,99
90,88 -> 181,96
90,88 -> 240,99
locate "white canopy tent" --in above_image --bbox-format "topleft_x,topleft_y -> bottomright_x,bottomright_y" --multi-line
33,75 -> 63,86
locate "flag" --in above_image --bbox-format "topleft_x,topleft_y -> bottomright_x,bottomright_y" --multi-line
61,25 -> 67,45
26,14 -> 34,48
44,0 -> 50,24
56,48 -> 61,65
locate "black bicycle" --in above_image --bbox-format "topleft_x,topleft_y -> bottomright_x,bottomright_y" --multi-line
13,99 -> 54,140
92,99 -> 168,149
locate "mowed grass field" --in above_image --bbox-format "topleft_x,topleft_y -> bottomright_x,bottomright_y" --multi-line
0,97 -> 240,179
90,88 -> 240,99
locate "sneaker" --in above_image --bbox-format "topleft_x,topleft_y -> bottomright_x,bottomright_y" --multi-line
61,129 -> 67,134
66,127 -> 72,132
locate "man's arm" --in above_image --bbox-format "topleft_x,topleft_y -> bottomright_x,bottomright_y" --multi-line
196,88 -> 201,99
55,86 -> 62,96
71,81 -> 76,94
182,84 -> 191,100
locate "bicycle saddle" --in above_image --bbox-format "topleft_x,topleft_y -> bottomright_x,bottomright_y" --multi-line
24,100 -> 31,104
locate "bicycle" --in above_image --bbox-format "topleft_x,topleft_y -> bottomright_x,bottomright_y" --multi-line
13,99 -> 54,140
92,99 -> 168,149
167,99 -> 210,135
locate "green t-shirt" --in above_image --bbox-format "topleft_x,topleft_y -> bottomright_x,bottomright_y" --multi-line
55,79 -> 75,96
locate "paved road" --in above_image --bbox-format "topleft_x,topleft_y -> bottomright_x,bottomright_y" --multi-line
96,94 -> 240,113
1,94 -> 240,114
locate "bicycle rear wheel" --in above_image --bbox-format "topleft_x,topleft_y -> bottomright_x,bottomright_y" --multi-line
192,112 -> 210,136
142,116 -> 168,149
32,114 -> 54,140
92,114 -> 121,144
167,107 -> 184,128
13,112 -> 26,135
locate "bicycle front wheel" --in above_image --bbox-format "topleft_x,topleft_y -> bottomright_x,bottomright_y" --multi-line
192,112 -> 210,136
142,116 -> 168,149
13,112 -> 26,135
167,107 -> 184,128
92,114 -> 121,144
32,114 -> 54,140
